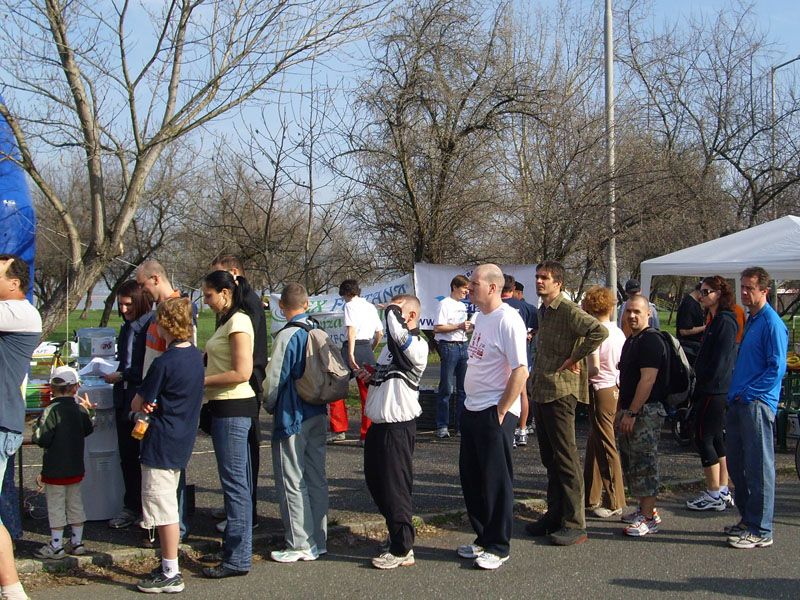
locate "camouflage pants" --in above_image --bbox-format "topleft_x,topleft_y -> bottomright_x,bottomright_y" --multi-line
617,403 -> 666,498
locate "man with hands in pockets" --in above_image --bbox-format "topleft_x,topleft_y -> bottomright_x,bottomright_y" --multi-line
456,264 -> 528,570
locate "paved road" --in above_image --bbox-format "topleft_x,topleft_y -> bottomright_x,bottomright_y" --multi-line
15,407 -> 797,554
27,477 -> 800,599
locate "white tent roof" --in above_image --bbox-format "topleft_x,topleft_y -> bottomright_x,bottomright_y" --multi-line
640,215 -> 800,297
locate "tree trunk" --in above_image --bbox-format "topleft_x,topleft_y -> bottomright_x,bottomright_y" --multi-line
99,265 -> 136,326
39,254 -> 110,338
100,288 -> 118,327
78,285 -> 94,319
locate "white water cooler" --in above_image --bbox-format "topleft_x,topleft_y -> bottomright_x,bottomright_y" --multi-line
79,377 -> 124,521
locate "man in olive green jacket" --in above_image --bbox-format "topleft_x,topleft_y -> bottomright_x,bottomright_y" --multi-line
526,261 -> 607,546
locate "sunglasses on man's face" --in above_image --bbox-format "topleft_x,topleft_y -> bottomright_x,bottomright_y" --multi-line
699,288 -> 716,297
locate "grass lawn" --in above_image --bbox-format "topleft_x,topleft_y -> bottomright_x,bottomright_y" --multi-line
47,308 -> 222,349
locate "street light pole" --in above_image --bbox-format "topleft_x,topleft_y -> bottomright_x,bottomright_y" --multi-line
604,0 -> 617,310
770,54 -> 800,220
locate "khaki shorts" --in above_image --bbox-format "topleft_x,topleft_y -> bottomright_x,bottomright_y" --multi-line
45,483 -> 85,529
141,466 -> 181,528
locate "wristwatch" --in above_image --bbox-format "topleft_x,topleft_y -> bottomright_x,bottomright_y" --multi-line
623,409 -> 639,418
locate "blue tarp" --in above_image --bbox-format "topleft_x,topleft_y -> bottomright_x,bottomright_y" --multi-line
0,92 -> 36,299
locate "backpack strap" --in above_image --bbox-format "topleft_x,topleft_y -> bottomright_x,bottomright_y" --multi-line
280,317 -> 321,334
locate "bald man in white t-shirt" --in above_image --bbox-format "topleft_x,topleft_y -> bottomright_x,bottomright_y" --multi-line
456,264 -> 528,571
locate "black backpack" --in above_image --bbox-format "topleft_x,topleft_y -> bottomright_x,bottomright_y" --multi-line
651,329 -> 695,409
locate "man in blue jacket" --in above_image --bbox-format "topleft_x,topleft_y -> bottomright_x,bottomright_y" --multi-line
266,283 -> 328,563
725,266 -> 787,549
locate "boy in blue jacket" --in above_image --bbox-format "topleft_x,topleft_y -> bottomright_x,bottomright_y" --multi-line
266,283 -> 328,563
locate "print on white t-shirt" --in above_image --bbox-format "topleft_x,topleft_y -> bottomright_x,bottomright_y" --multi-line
464,304 -> 527,416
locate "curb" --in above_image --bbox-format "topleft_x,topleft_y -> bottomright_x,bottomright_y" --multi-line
22,484 -> 719,575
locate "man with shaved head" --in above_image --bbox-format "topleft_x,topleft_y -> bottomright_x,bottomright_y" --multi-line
616,294 -> 669,537
456,264 -> 528,570
361,294 -> 428,569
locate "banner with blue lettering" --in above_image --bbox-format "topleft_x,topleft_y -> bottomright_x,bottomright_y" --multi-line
413,263 -> 538,329
0,93 -> 36,299
269,274 -> 414,344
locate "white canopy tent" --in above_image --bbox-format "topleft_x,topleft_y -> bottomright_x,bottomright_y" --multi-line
640,215 -> 800,299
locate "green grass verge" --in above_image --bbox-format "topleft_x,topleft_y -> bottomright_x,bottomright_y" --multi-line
46,308 -> 221,348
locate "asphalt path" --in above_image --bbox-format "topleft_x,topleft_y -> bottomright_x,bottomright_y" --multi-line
27,477 -> 800,599
16,410 -> 719,551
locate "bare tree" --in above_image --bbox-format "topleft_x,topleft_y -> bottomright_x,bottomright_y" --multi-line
618,0 -> 800,228
341,0 -> 542,272
0,0 -> 383,335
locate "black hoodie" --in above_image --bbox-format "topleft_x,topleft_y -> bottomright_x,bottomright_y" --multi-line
693,310 -> 738,395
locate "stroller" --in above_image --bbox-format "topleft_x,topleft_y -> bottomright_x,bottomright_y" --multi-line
668,397 -> 693,447
668,339 -> 700,447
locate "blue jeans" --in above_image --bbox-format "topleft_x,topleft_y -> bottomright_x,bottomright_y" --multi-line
436,342 -> 467,430
211,416 -> 253,571
725,400 -> 775,537
0,430 -> 22,530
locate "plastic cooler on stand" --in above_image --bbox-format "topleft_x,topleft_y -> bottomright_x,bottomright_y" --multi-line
76,327 -> 124,521
79,378 -> 124,521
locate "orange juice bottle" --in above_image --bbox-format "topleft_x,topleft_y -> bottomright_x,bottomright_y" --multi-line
131,400 -> 156,440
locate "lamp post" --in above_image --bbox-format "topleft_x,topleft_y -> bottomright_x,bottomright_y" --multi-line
604,0 -> 617,308
770,54 -> 800,219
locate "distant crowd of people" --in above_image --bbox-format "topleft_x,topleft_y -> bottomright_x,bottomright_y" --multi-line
0,253 -> 788,598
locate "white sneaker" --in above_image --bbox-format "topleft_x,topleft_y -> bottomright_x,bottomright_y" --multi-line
474,552 -> 509,570
514,428 -> 528,447
720,491 -> 735,508
728,532 -> 773,549
591,506 -> 623,519
270,546 -> 319,563
623,515 -> 659,537
686,491 -> 726,511
621,507 -> 661,524
108,507 -> 139,529
436,427 -> 450,439
326,432 -> 346,444
456,543 -> 483,559
36,543 -> 66,560
371,550 -> 415,569
68,542 -> 86,556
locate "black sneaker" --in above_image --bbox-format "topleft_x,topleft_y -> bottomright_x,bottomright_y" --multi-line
137,570 -> 185,593
549,527 -> 588,546
525,518 -> 559,537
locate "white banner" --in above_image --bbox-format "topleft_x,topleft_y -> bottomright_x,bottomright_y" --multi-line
269,274 -> 414,345
413,263 -> 538,329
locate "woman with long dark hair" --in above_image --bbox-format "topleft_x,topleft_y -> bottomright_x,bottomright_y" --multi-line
685,275 -> 738,512
104,279 -> 153,529
201,270 -> 255,578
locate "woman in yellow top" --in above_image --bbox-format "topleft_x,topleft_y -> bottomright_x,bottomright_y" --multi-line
201,270 -> 255,579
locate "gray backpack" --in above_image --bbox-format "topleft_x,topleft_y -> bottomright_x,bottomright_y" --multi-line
285,321 -> 350,404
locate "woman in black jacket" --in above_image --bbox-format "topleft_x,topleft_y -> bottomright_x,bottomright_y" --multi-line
103,279 -> 153,528
685,275 -> 738,512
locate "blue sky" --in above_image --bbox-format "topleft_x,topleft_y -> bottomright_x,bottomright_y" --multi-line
649,0 -> 799,58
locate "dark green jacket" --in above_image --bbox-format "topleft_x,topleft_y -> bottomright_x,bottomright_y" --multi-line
32,396 -> 94,481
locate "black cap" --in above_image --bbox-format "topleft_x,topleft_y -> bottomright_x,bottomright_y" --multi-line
624,279 -> 641,293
